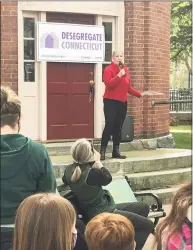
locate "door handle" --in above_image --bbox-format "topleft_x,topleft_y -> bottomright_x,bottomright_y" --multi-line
89,80 -> 95,103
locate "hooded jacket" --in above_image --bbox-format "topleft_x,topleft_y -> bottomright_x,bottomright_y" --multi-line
103,61 -> 141,102
63,163 -> 116,221
0,134 -> 56,230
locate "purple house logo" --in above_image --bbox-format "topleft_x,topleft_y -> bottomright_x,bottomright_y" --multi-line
40,32 -> 59,49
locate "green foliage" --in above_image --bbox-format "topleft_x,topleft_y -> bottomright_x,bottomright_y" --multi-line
172,132 -> 192,149
171,1 -> 192,72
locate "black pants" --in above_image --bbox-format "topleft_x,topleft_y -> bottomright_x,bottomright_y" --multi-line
101,99 -> 127,147
115,202 -> 154,250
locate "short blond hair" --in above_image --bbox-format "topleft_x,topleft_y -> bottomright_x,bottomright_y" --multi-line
85,213 -> 135,250
112,51 -> 124,57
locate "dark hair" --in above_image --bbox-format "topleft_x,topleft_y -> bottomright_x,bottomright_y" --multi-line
155,182 -> 192,250
0,86 -> 21,128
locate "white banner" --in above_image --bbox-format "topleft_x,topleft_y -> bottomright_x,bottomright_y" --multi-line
37,22 -> 105,63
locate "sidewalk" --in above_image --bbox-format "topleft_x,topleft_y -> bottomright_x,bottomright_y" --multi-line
143,204 -> 172,250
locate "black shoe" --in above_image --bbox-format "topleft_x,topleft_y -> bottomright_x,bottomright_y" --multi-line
112,145 -> 126,159
100,146 -> 106,161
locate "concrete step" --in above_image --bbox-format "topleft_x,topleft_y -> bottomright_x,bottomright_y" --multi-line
126,167 -> 191,191
45,134 -> 175,156
137,187 -> 179,205
56,166 -> 191,198
56,176 -> 179,205
52,149 -> 192,179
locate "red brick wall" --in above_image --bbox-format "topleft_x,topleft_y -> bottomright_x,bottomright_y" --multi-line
0,2 -> 170,139
124,2 -> 171,138
1,1 -> 18,92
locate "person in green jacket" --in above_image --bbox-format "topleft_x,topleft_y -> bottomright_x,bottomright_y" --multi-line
62,138 -> 154,250
0,86 -> 57,250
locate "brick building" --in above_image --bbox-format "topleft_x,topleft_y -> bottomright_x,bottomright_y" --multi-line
0,1 -> 171,141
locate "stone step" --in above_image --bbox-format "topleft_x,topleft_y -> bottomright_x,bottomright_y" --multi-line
52,149 -> 192,179
56,167 -> 191,195
56,176 -> 179,205
45,134 -> 175,156
126,167 -> 191,191
136,187 -> 179,205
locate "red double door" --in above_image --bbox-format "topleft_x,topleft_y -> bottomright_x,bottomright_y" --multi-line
47,13 -> 94,140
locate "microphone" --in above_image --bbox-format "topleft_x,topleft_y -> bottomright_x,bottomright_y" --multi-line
119,61 -> 124,69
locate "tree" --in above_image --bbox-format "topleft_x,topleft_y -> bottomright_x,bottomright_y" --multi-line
171,1 -> 192,73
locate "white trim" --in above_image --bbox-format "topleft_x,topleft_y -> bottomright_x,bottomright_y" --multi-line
18,11 -> 40,140
94,16 -> 103,138
1,224 -> 15,228
23,38 -> 35,40
98,16 -> 118,135
18,1 -> 123,17
18,9 -> 23,101
38,12 -> 47,141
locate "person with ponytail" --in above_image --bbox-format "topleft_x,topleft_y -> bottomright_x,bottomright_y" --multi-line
155,182 -> 192,250
62,138 -> 154,250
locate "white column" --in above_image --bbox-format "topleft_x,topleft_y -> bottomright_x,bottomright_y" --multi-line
94,15 -> 104,138
38,12 -> 47,141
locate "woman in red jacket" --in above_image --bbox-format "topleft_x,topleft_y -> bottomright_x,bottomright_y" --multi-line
100,51 -> 143,160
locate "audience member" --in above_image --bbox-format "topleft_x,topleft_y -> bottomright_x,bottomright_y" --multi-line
62,138 -> 154,250
156,182 -> 192,250
13,193 -> 88,250
85,213 -> 136,250
0,86 -> 57,250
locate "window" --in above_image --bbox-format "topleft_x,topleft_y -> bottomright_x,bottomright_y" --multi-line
23,17 -> 35,82
102,22 -> 113,81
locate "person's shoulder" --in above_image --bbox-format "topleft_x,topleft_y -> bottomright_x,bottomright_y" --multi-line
30,140 -> 49,157
104,64 -> 115,77
165,231 -> 184,250
104,64 -> 112,72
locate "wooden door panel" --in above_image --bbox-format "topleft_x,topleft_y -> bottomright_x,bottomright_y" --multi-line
47,94 -> 69,125
70,94 -> 91,124
47,13 -> 94,140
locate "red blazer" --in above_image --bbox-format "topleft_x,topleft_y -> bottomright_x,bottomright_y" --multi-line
103,61 -> 141,102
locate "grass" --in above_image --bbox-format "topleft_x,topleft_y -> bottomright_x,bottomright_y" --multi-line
170,125 -> 192,131
172,132 -> 192,149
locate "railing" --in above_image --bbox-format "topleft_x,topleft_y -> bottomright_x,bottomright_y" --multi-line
170,88 -> 192,111
152,99 -> 192,107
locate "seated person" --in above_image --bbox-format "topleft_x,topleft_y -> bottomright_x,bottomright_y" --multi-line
62,138 -> 154,250
156,182 -> 192,250
0,86 -> 57,250
13,193 -> 88,250
85,213 -> 136,250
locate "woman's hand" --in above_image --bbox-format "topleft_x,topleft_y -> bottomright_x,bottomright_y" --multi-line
118,69 -> 126,77
94,149 -> 101,161
93,149 -> 103,168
